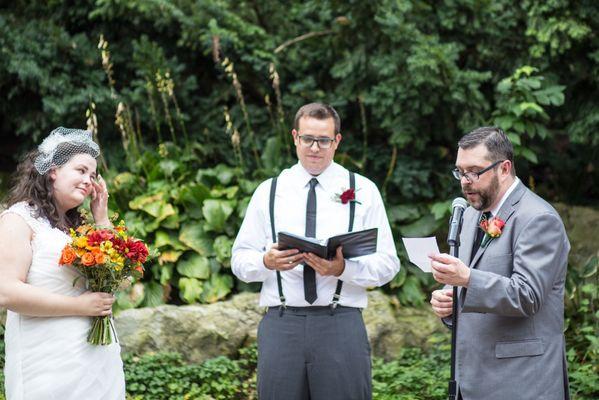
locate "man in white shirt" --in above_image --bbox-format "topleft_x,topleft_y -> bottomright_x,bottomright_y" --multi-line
429,127 -> 570,399
232,103 -> 400,400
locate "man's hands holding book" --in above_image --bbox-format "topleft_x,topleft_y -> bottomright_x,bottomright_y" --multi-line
263,244 -> 345,276
304,246 -> 345,277
263,244 -> 304,271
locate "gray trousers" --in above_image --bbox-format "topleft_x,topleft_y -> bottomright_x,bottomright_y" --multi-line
257,306 -> 372,400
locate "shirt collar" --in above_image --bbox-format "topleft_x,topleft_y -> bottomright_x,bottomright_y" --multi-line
490,178 -> 520,217
292,161 -> 343,191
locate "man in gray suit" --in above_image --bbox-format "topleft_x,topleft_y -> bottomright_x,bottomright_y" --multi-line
429,127 -> 570,400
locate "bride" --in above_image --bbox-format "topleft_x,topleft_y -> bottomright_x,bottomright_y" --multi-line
0,127 -> 125,399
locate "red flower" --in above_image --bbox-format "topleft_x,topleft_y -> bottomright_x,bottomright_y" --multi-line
339,188 -> 356,204
87,229 -> 114,246
125,239 -> 149,263
110,237 -> 127,252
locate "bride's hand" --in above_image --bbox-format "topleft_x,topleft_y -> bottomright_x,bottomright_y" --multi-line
90,174 -> 110,227
77,291 -> 115,317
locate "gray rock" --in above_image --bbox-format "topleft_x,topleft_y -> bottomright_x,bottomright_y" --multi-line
363,291 -> 446,360
115,290 -> 444,363
115,292 -> 262,364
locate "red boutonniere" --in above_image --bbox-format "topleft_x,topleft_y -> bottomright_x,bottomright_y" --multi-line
333,188 -> 361,204
480,216 -> 505,248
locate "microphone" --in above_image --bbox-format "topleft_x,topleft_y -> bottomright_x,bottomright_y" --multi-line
447,197 -> 468,247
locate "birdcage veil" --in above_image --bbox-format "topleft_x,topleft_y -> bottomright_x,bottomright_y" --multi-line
34,127 -> 100,174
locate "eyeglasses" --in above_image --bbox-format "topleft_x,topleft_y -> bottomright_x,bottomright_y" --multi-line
452,160 -> 504,182
297,135 -> 336,149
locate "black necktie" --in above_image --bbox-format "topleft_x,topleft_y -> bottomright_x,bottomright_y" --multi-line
471,211 -> 492,261
304,178 -> 318,304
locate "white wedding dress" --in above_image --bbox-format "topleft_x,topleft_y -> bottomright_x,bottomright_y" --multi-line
2,202 -> 125,400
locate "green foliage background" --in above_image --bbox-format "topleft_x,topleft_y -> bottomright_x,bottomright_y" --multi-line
0,0 -> 597,397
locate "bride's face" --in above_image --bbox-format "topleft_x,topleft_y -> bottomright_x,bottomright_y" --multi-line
49,153 -> 97,213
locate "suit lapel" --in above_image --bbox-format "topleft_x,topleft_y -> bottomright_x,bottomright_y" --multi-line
460,210 -> 478,264
469,182 -> 527,268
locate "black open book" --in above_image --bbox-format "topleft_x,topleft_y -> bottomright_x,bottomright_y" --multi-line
277,228 -> 378,260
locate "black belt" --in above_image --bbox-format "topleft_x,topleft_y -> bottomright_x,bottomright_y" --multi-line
266,305 -> 360,316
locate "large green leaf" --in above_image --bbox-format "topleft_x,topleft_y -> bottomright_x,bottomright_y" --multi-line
160,213 -> 180,229
159,159 -> 180,177
129,193 -> 176,222
111,172 -> 141,192
430,200 -> 451,220
210,186 -> 239,199
261,136 -> 283,172
179,224 -> 214,255
141,281 -> 165,307
397,276 -> 426,306
214,235 -> 233,267
114,282 -> 145,312
173,182 -> 211,205
177,254 -> 210,279
399,214 -> 441,237
200,274 -> 233,303
214,164 -> 238,185
179,277 -> 203,304
202,199 -> 235,232
159,264 -> 173,285
158,250 -> 183,265
154,230 -> 188,250
388,204 -> 421,224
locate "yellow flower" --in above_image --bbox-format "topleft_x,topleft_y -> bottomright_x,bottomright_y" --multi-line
100,240 -> 113,252
73,236 -> 88,249
111,254 -> 125,271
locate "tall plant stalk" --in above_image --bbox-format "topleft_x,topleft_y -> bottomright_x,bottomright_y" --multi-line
269,62 -> 291,158
222,58 -> 261,168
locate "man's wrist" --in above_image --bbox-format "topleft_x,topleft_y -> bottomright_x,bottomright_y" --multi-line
262,254 -> 273,270
461,268 -> 471,287
334,259 -> 345,277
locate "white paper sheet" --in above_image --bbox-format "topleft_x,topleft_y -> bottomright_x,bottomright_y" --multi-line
401,237 -> 440,273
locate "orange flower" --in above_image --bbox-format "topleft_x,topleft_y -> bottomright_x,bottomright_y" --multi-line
91,248 -> 106,265
81,252 -> 96,266
59,246 -> 77,265
480,217 -> 505,238
76,224 -> 93,235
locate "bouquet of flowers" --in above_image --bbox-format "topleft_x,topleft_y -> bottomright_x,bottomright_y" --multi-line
59,219 -> 149,345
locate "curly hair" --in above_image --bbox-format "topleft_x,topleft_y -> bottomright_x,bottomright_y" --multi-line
3,148 -> 93,231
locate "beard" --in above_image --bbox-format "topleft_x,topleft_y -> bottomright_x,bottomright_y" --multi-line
462,173 -> 500,211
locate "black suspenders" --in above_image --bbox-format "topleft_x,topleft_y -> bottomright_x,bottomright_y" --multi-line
268,171 -> 356,315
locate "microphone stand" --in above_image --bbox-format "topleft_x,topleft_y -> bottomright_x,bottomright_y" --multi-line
447,225 -> 462,400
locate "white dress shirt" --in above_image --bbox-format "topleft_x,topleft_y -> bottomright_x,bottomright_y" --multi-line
490,178 -> 520,217
232,161 -> 400,308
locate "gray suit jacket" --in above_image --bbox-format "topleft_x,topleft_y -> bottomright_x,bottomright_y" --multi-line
449,181 -> 570,400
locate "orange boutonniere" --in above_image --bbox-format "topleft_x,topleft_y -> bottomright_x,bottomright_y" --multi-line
480,216 -> 505,248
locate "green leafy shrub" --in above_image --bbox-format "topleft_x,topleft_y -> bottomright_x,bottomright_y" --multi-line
107,145 -> 262,309
564,254 -> 599,398
372,335 -> 450,400
124,352 -> 202,399
124,344 -> 257,400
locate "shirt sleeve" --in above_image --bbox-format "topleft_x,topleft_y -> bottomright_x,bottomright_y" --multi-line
337,180 -> 400,288
231,180 -> 273,283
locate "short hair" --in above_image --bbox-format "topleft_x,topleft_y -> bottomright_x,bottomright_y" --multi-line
293,103 -> 341,134
458,127 -> 516,175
